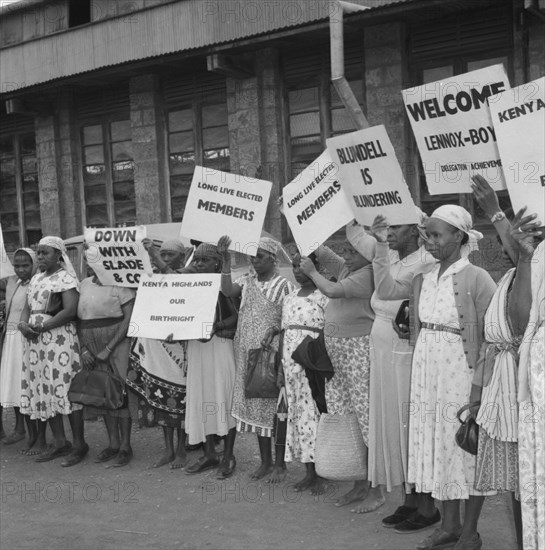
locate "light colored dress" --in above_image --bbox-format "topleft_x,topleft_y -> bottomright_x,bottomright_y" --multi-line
368,245 -> 434,492
281,289 -> 328,464
517,241 -> 545,550
0,277 -> 29,406
407,258 -> 492,501
20,269 -> 82,421
231,273 -> 295,437
475,268 -> 520,493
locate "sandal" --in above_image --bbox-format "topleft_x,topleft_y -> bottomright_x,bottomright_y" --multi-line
35,442 -> 73,463
94,447 -> 120,463
416,527 -> 461,550
216,456 -> 236,479
185,456 -> 220,475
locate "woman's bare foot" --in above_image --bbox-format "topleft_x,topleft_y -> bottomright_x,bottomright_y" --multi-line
22,441 -> 47,456
294,471 -> 316,492
170,453 -> 188,470
334,481 -> 368,507
351,492 -> 386,514
250,463 -> 273,480
310,476 -> 327,496
152,453 -> 175,468
266,464 -> 287,484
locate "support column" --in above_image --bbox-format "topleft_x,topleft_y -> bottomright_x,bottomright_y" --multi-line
129,74 -> 168,223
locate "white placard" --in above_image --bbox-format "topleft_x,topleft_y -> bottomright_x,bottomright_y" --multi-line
327,125 -> 419,226
490,77 -> 545,221
84,226 -> 153,287
130,273 -> 221,340
180,166 -> 272,256
283,150 -> 353,256
0,222 -> 15,278
402,64 -> 510,194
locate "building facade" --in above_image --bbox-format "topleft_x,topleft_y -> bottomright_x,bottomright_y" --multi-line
1,0 -> 544,276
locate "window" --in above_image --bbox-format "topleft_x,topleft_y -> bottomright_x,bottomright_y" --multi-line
287,78 -> 364,180
81,120 -> 135,227
167,101 -> 229,221
69,0 -> 91,27
0,133 -> 41,252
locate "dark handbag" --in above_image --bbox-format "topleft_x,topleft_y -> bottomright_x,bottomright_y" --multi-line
68,362 -> 127,410
455,402 -> 480,455
395,299 -> 410,330
244,347 -> 280,399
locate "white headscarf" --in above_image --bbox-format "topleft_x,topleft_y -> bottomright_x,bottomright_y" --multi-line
13,248 -> 38,282
345,222 -> 376,261
39,236 -> 78,280
430,205 -> 483,258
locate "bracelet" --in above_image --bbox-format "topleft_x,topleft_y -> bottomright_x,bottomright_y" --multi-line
105,345 -> 113,353
82,350 -> 90,356
221,272 -> 231,276
489,211 -> 505,224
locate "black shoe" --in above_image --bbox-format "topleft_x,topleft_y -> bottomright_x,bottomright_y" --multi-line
61,443 -> 89,467
394,510 -> 441,534
185,442 -> 203,452
111,449 -> 133,468
382,505 -> 418,528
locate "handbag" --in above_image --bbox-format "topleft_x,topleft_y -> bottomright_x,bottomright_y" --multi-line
394,299 -> 410,330
68,361 -> 127,410
315,413 -> 367,481
244,346 -> 280,399
455,402 -> 480,455
45,292 -> 63,316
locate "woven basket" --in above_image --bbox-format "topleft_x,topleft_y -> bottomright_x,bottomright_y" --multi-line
315,413 -> 367,481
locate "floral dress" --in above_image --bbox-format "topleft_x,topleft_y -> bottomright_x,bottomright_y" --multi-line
20,269 -> 82,421
282,289 -> 328,463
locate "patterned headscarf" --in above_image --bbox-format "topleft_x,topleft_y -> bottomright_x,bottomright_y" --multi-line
38,236 -> 78,279
258,237 -> 279,257
194,243 -> 222,262
160,239 -> 185,255
430,205 -> 483,258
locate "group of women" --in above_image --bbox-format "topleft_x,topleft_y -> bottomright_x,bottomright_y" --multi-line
0,175 -> 543,550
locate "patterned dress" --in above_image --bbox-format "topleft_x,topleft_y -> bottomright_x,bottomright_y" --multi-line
282,289 -> 328,463
231,273 -> 295,437
20,269 -> 82,421
408,259 -> 493,501
517,241 -> 545,550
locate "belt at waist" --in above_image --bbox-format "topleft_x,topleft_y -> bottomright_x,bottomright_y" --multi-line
285,324 -> 321,333
421,321 -> 461,336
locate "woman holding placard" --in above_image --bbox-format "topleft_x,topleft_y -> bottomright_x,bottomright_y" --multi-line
366,210 -> 437,524
184,243 -> 238,478
299,223 -> 376,509
218,235 -> 295,480
77,255 -> 136,467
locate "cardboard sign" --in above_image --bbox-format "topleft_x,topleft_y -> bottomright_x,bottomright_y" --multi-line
130,273 -> 221,340
283,150 -> 353,255
490,77 -> 545,221
84,226 -> 153,287
0,222 -> 15,278
180,166 -> 272,256
327,125 -> 419,226
402,64 -> 510,194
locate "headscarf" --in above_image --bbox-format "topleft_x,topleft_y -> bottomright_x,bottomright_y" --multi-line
430,205 -> 483,258
13,248 -> 38,282
194,243 -> 222,263
38,236 -> 78,280
345,222 -> 376,261
160,239 -> 185,255
258,237 -> 279,257
414,206 -> 429,245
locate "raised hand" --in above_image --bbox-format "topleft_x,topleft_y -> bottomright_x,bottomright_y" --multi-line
371,215 -> 389,243
217,235 -> 232,259
510,207 -> 542,258
471,175 -> 501,218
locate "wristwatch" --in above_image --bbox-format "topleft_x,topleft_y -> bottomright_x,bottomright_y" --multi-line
489,211 -> 506,224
